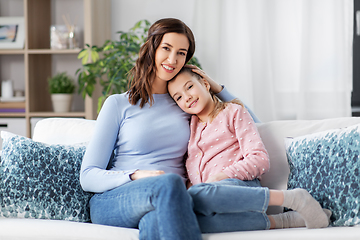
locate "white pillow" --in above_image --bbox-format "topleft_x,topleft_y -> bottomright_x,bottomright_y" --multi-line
32,118 -> 96,145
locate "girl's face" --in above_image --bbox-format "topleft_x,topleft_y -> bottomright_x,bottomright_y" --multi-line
168,71 -> 215,121
154,33 -> 189,83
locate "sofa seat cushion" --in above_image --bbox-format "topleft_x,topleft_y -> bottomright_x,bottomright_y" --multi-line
202,225 -> 360,240
0,219 -> 139,240
0,218 -> 359,240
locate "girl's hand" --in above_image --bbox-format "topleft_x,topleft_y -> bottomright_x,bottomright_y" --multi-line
186,65 -> 223,94
186,180 -> 193,189
130,170 -> 165,180
205,172 -> 229,183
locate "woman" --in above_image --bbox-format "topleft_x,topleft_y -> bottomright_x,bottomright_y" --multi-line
80,18 -> 252,239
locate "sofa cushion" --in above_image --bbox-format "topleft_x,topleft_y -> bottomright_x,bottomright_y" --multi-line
257,117 -> 360,190
256,117 -> 360,214
0,131 -> 93,222
285,124 -> 360,226
32,118 -> 96,145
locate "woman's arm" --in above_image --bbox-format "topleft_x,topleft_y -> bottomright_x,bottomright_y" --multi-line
80,95 -> 168,193
187,65 -> 222,93
188,65 -> 261,123
80,95 -> 136,193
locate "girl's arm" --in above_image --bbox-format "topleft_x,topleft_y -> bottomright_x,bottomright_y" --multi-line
189,65 -> 261,123
222,105 -> 270,180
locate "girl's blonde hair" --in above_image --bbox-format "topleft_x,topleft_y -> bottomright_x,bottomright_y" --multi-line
172,67 -> 244,122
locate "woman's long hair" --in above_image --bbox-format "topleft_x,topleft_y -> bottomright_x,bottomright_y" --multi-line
127,18 -> 195,108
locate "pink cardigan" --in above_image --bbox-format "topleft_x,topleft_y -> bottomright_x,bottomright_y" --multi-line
186,103 -> 270,185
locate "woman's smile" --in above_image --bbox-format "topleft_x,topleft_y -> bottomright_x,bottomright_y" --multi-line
162,64 -> 175,73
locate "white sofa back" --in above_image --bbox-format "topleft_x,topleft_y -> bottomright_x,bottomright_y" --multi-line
32,117 -> 360,213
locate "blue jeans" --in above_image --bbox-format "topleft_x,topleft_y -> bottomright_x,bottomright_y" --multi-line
89,173 -> 202,240
188,178 -> 270,233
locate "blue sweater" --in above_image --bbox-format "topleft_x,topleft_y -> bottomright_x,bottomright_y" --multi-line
80,89 -> 257,193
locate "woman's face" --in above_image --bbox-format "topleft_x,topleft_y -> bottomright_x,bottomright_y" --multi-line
154,32 -> 189,83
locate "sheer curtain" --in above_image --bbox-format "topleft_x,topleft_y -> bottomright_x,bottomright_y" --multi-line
192,0 -> 353,122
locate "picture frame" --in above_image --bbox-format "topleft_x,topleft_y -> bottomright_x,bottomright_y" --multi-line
0,17 -> 25,49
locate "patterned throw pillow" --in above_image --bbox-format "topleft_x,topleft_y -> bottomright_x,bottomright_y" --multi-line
0,131 -> 93,222
285,124 -> 360,226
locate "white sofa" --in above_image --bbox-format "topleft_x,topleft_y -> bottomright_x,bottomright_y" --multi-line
1,117 -> 360,240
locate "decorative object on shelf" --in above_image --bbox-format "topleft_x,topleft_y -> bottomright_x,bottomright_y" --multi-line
0,80 -> 25,112
48,72 -> 76,113
50,25 -> 68,49
1,79 -> 13,99
14,90 -> 24,97
76,19 -> 201,113
62,14 -> 78,49
0,17 -> 25,49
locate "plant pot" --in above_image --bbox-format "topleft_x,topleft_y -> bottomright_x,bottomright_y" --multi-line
51,94 -> 73,112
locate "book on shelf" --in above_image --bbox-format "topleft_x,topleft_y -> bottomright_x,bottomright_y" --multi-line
0,101 -> 25,108
0,108 -> 25,113
0,101 -> 25,113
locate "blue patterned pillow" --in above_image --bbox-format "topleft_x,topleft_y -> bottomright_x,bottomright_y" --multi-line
285,124 -> 360,226
0,131 -> 93,222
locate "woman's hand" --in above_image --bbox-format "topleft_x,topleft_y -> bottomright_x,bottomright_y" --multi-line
130,170 -> 165,180
186,65 -> 223,94
205,172 -> 229,183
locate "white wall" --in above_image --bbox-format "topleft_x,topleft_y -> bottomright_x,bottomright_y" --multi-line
111,0 -> 195,41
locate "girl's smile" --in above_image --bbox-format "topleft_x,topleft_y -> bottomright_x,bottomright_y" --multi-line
189,99 -> 198,108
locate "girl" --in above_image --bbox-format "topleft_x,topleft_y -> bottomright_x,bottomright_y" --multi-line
80,18 -> 257,240
167,66 -> 331,233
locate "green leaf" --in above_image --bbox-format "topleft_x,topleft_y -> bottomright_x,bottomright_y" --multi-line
85,84 -> 94,97
97,96 -> 107,113
91,51 -> 100,63
48,72 -> 75,94
77,49 -> 88,59
81,51 -> 90,65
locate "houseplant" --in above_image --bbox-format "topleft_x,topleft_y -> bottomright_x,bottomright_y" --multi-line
76,19 -> 201,113
48,72 -> 76,112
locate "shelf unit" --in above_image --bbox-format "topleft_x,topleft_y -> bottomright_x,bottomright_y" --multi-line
0,0 -> 110,137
